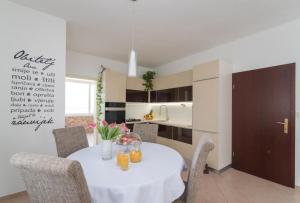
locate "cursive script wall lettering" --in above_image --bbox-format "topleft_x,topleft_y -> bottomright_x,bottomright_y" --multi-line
10,50 -> 57,131
14,50 -> 56,70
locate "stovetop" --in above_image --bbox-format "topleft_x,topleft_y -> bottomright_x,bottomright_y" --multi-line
125,118 -> 142,122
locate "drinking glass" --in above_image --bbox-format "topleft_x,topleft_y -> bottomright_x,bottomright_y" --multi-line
119,153 -> 129,171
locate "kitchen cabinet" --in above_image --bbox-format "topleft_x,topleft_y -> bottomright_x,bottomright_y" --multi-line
178,86 -> 192,102
126,89 -> 148,102
126,123 -> 134,132
126,86 -> 192,103
193,79 -> 218,132
156,88 -> 178,102
157,124 -> 192,145
192,60 -> 232,171
154,70 -> 193,90
173,127 -> 192,144
105,69 -> 126,102
150,91 -> 157,103
193,60 -> 219,81
155,86 -> 192,103
126,77 -> 144,90
156,124 -> 193,162
158,124 -> 172,139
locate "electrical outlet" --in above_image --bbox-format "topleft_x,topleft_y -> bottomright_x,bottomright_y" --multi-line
297,112 -> 300,118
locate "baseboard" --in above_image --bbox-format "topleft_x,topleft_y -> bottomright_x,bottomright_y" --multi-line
0,191 -> 27,201
296,186 -> 300,192
208,164 -> 232,174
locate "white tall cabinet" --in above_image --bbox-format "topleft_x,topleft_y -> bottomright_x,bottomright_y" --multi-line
192,60 -> 232,170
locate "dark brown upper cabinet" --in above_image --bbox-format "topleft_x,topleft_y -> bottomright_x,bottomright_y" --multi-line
156,88 -> 178,102
126,89 -> 148,102
156,86 -> 192,102
178,86 -> 192,102
150,91 -> 157,103
127,86 -> 192,103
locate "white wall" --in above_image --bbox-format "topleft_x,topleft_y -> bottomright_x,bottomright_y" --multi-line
156,18 -> 300,186
0,1 -> 66,196
67,50 -> 152,80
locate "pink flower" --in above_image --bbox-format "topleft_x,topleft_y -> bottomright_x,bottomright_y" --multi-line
88,122 -> 96,129
122,136 -> 129,144
120,123 -> 129,132
109,123 -> 116,128
101,120 -> 108,126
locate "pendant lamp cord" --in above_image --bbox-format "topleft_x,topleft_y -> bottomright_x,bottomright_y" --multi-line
131,0 -> 136,50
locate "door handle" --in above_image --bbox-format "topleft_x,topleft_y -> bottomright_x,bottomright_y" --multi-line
275,118 -> 288,134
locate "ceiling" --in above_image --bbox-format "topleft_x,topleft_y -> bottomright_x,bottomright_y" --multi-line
10,0 -> 300,68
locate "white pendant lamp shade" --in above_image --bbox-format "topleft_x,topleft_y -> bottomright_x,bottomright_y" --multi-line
128,49 -> 137,77
128,0 -> 137,77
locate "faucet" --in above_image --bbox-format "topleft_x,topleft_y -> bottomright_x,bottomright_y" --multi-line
159,105 -> 169,121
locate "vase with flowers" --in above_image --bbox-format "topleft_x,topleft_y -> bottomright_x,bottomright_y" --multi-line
89,120 -> 128,160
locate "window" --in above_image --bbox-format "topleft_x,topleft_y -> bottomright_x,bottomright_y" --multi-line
65,78 -> 96,115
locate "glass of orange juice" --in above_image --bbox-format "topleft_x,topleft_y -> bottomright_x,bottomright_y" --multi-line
130,142 -> 142,163
119,153 -> 129,171
116,150 -> 123,166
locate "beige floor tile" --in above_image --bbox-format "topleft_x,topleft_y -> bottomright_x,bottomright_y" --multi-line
1,168 -> 300,203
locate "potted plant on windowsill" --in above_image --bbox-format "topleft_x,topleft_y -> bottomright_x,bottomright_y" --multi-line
89,121 -> 128,160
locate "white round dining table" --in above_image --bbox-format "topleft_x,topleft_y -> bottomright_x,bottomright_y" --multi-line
67,142 -> 185,203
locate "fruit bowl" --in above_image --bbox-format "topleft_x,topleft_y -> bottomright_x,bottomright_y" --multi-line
116,132 -> 142,146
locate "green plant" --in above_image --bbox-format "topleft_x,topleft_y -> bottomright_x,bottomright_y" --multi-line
142,71 -> 156,91
96,67 -> 105,122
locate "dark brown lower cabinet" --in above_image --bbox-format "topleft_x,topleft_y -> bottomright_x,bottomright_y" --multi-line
158,125 -> 172,139
173,127 -> 192,144
157,124 -> 192,144
126,124 -> 134,132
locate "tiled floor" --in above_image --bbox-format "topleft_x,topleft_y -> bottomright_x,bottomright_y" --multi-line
1,168 -> 300,203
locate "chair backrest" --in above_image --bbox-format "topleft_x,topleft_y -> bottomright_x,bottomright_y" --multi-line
10,152 -> 91,203
53,126 -> 89,158
186,135 -> 215,203
133,123 -> 158,143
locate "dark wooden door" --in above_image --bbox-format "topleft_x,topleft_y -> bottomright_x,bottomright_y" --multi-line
232,63 -> 295,188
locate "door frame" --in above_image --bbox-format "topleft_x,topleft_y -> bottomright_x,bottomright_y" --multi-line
232,63 -> 296,187
290,64 -> 295,188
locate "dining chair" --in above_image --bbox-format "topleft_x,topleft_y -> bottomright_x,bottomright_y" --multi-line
175,135 -> 215,203
133,123 -> 158,143
53,126 -> 89,158
10,152 -> 91,203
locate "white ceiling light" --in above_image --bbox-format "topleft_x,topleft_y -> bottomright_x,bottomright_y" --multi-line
128,0 -> 137,77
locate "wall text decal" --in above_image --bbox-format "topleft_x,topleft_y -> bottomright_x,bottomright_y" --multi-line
10,50 -> 57,131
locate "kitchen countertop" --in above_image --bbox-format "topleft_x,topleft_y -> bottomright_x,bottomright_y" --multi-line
126,120 -> 192,129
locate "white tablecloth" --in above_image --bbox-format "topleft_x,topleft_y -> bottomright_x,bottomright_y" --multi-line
67,142 -> 185,203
